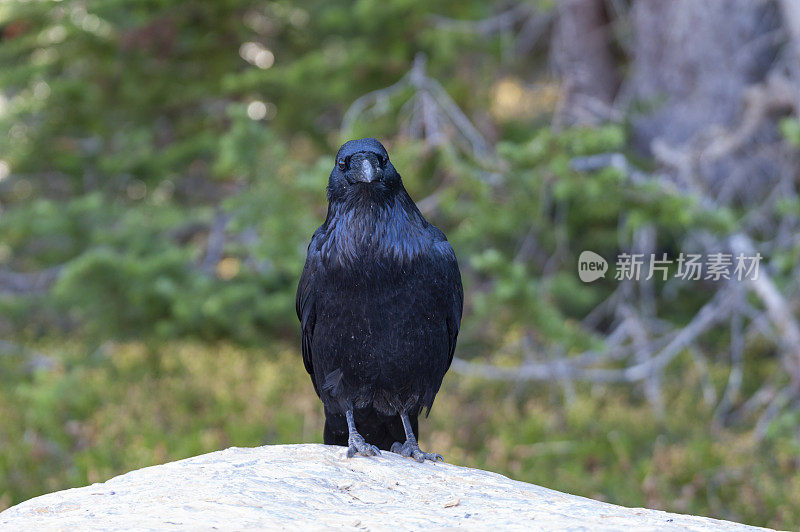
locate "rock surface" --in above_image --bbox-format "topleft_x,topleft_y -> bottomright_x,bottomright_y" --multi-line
1,444 -> 771,531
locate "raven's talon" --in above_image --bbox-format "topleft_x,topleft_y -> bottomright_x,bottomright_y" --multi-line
346,433 -> 380,458
391,440 -> 443,463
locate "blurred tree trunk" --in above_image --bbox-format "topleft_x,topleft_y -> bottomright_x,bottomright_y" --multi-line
780,0 -> 800,111
551,0 -> 619,126
551,0 -> 792,197
621,0 -> 784,196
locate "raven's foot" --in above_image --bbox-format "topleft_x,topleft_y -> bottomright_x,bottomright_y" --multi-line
391,440 -> 443,463
346,433 -> 381,458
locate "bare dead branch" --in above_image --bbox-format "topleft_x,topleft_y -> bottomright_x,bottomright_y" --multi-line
688,346 -> 718,407
0,264 -> 65,295
431,5 -> 532,36
730,233 -> 800,386
754,382 -> 798,439
453,284 -> 733,384
342,54 -> 494,161
713,306 -> 745,427
701,74 -> 796,162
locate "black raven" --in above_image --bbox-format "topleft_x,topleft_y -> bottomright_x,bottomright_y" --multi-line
296,138 -> 463,462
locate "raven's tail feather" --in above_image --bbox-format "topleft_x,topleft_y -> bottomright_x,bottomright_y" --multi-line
323,406 -> 418,451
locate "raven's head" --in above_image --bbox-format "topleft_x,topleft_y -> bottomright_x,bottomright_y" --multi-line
327,138 -> 401,202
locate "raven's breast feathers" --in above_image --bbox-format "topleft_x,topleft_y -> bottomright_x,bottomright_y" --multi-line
319,189 -> 433,268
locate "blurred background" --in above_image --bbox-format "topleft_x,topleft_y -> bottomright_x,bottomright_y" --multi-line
1,0 -> 800,527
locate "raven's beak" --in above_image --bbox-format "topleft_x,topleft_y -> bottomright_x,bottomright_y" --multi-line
349,156 -> 382,183
358,158 -> 375,182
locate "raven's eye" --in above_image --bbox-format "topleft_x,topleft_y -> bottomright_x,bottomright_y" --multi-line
378,155 -> 387,166
337,157 -> 347,170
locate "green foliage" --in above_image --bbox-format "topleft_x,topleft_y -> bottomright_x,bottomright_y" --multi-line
0,342 -> 313,507
779,117 -> 800,147
0,1 -> 797,529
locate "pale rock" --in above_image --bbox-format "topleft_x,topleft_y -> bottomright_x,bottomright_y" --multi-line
0,444 -> 772,531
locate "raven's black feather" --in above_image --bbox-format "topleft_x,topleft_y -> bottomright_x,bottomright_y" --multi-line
296,138 -> 463,451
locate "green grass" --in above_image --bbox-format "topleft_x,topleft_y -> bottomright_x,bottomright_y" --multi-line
1,341 -> 798,529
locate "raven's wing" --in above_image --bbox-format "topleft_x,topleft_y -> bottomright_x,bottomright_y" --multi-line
431,229 -> 464,371
296,235 -> 322,396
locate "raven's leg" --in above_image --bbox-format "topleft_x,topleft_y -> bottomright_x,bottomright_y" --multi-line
345,409 -> 381,458
391,412 -> 443,463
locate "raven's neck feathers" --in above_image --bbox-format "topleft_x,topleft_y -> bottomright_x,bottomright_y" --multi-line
320,186 -> 431,267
